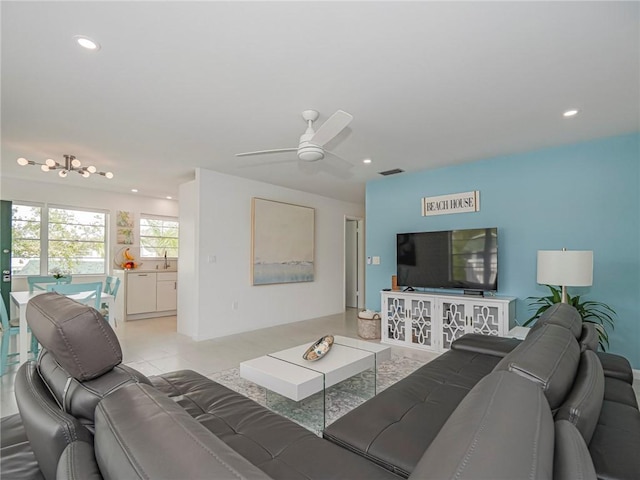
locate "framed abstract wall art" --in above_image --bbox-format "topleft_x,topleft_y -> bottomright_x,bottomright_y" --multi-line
251,198 -> 315,285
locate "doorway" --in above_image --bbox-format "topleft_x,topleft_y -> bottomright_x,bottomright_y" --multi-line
345,217 -> 364,309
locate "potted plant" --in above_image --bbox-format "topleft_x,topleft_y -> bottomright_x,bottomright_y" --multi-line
524,285 -> 616,351
50,268 -> 67,281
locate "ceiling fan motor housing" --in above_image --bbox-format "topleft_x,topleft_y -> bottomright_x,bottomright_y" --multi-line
297,144 -> 325,162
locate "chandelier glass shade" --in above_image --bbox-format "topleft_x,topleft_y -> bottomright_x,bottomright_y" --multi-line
16,154 -> 113,179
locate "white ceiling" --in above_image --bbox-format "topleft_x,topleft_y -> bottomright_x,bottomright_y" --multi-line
2,1 -> 638,204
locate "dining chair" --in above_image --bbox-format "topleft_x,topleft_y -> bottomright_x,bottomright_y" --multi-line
47,282 -> 103,311
27,275 -> 72,293
1,295 -> 39,376
102,276 -> 121,325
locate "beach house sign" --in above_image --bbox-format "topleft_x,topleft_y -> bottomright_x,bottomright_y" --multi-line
421,191 -> 480,217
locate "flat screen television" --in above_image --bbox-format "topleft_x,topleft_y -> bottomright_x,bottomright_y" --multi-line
396,227 -> 498,292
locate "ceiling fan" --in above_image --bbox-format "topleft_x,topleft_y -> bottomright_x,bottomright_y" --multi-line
236,109 -> 353,163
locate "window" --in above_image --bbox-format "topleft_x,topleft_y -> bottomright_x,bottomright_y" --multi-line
48,207 -> 107,274
139,215 -> 179,258
11,204 -> 42,275
11,203 -> 108,276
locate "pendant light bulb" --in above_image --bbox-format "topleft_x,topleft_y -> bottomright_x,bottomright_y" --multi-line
59,170 -> 68,178
87,166 -> 97,173
41,165 -> 49,172
71,158 -> 81,168
45,159 -> 56,167
17,157 -> 29,166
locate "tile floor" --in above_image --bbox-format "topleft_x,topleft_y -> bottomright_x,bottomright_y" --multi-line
0,308 -> 438,418
1,309 -> 639,417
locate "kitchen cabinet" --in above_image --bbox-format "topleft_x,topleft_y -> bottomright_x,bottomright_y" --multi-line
156,272 -> 177,312
127,272 -> 157,314
381,291 -> 516,352
115,269 -> 177,321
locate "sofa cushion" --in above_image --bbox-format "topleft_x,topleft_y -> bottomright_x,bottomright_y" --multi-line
603,376 -> 639,409
555,350 -> 604,443
494,323 -> 580,409
589,400 -> 640,480
408,371 -> 554,480
151,370 -> 400,480
597,351 -> 634,384
553,420 -> 597,480
530,302 -> 582,339
94,383 -> 274,480
27,293 -> 121,381
322,349 -> 501,477
0,413 -> 44,480
451,333 -> 520,358
579,322 -> 599,352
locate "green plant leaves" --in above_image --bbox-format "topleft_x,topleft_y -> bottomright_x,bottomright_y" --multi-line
525,284 -> 616,352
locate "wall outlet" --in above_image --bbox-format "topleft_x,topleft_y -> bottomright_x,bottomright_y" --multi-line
232,300 -> 238,310
367,256 -> 372,265
208,255 -> 216,263
372,256 -> 381,265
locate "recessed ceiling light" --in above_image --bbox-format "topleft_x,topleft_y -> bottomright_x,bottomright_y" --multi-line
131,189 -> 138,193
563,109 -> 579,117
74,35 -> 100,51
363,158 -> 372,164
166,196 -> 172,200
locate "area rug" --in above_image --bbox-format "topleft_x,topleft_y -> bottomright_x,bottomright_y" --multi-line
208,354 -> 425,435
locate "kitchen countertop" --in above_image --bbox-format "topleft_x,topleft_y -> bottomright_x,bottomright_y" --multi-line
115,268 -> 177,273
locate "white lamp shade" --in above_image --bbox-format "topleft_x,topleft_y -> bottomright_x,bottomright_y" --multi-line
537,250 -> 593,287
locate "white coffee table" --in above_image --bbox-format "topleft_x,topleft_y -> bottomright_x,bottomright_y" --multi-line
240,335 -> 390,432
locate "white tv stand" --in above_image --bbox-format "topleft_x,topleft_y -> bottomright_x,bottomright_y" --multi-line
381,290 -> 516,353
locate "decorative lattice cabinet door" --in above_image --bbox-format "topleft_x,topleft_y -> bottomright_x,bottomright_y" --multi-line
470,303 -> 502,337
381,291 -> 515,353
408,297 -> 434,348
382,295 -> 407,343
440,301 -> 469,350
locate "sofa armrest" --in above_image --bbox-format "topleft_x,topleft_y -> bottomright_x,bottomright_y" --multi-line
408,371 -> 554,480
597,352 -> 634,384
451,333 -> 521,357
56,442 -> 102,480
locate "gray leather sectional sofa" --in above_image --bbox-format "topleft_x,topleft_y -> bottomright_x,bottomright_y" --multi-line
1,293 -> 638,479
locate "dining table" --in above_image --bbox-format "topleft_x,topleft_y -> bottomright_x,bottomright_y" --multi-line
10,290 -> 115,365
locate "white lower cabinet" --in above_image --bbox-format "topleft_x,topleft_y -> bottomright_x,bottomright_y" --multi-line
116,270 -> 178,321
381,291 -> 516,352
127,273 -> 157,314
156,272 -> 178,312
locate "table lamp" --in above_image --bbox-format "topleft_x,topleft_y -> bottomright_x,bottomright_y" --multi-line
537,249 -> 593,303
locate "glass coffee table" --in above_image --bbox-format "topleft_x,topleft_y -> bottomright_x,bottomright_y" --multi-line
240,335 -> 390,434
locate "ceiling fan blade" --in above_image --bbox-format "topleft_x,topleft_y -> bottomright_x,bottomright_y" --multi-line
236,148 -> 297,157
309,110 -> 353,147
324,150 -> 354,170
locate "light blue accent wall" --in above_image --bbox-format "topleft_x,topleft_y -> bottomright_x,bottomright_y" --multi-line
365,133 -> 640,367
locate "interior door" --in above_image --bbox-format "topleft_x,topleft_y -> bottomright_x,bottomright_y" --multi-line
0,200 -> 12,309
345,219 -> 358,308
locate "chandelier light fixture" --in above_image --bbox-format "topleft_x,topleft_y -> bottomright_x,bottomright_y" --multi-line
16,154 -> 113,179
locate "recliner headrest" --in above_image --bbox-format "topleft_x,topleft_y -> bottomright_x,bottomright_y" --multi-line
27,293 -> 122,381
530,303 -> 582,339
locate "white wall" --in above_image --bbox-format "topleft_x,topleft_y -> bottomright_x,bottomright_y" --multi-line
1,177 -> 178,290
177,180 -> 198,338
179,168 -> 364,341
